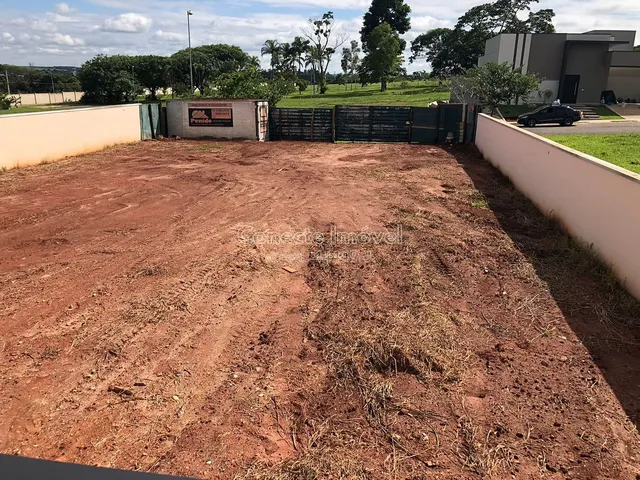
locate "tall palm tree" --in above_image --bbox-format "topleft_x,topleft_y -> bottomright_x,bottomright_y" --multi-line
305,44 -> 325,94
290,36 -> 310,75
260,39 -> 281,71
279,42 -> 294,72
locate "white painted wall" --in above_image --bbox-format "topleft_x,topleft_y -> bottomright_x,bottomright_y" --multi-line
0,105 -> 141,169
475,114 -> 640,299
167,100 -> 264,140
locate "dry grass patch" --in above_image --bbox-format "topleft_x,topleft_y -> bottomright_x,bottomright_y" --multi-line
237,449 -> 370,480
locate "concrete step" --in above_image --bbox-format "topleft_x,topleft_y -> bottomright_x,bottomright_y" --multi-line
567,105 -> 600,120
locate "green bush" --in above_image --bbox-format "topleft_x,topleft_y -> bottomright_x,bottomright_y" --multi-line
0,93 -> 17,110
296,78 -> 309,94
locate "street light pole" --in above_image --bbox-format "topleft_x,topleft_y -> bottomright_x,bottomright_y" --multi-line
187,10 -> 194,95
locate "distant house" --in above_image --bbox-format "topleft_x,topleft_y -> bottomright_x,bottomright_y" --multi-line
478,30 -> 640,104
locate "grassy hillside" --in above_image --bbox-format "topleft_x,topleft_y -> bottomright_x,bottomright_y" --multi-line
277,81 -> 451,108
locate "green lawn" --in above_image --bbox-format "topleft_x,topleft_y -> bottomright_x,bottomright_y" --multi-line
591,106 -> 622,121
546,134 -> 640,174
0,103 -> 87,115
277,81 -> 451,108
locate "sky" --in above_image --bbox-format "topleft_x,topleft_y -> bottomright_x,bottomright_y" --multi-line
0,0 -> 639,72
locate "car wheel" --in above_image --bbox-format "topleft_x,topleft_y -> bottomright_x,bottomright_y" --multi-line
527,118 -> 537,128
563,117 -> 574,126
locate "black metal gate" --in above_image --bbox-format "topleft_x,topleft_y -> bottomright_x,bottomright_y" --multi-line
268,104 -> 472,145
438,103 -> 465,143
269,108 -> 333,141
335,106 -> 411,143
409,107 -> 439,144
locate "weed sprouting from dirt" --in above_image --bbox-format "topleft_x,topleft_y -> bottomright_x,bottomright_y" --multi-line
130,264 -> 167,279
308,308 -> 463,394
457,418 -> 516,477
123,296 -> 189,325
198,144 -> 223,151
237,449 -> 370,480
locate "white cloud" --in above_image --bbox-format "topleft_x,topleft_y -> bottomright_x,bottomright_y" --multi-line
32,19 -> 58,32
54,3 -> 77,14
102,13 -> 152,33
50,13 -> 80,23
254,0 -> 369,8
19,33 -> 42,42
152,30 -> 187,43
2,32 -> 15,43
2,0 -> 640,69
36,47 -> 66,55
52,33 -> 85,46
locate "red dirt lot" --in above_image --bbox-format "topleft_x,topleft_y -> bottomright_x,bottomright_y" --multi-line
1,140 -> 639,479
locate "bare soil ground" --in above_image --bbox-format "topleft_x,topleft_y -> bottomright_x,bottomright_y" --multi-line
1,141 -> 639,479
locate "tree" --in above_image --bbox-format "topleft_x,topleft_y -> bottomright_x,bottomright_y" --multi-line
410,28 -> 486,82
296,78 -> 308,94
0,65 -> 81,94
279,42 -> 294,72
360,0 -> 411,51
170,44 -> 257,95
456,0 -> 555,35
411,0 -> 555,82
302,11 -> 346,94
360,0 -> 410,91
358,23 -> 402,92
288,37 -> 310,75
0,92 -> 18,110
261,39 -> 282,71
634,45 -> 640,52
459,61 -> 540,113
341,40 -> 361,90
133,55 -> 169,100
209,67 -> 295,107
78,55 -> 140,105
340,49 -> 350,80
538,87 -> 553,104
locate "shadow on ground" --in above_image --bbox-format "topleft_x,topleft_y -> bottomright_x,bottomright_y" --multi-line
453,147 -> 640,431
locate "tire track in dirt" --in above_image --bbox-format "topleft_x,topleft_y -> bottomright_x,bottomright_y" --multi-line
1,141 -> 639,479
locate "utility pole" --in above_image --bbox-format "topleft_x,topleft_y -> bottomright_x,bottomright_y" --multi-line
5,69 -> 9,95
50,71 -> 55,93
187,10 -> 194,95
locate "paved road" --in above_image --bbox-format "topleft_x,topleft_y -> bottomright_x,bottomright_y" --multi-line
521,121 -> 640,136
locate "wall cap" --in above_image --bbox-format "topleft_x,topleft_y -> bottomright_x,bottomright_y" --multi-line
0,104 -> 142,120
478,113 -> 640,185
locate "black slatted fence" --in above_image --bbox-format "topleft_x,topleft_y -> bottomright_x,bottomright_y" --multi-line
335,106 -> 411,143
269,108 -> 334,141
268,104 -> 475,145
